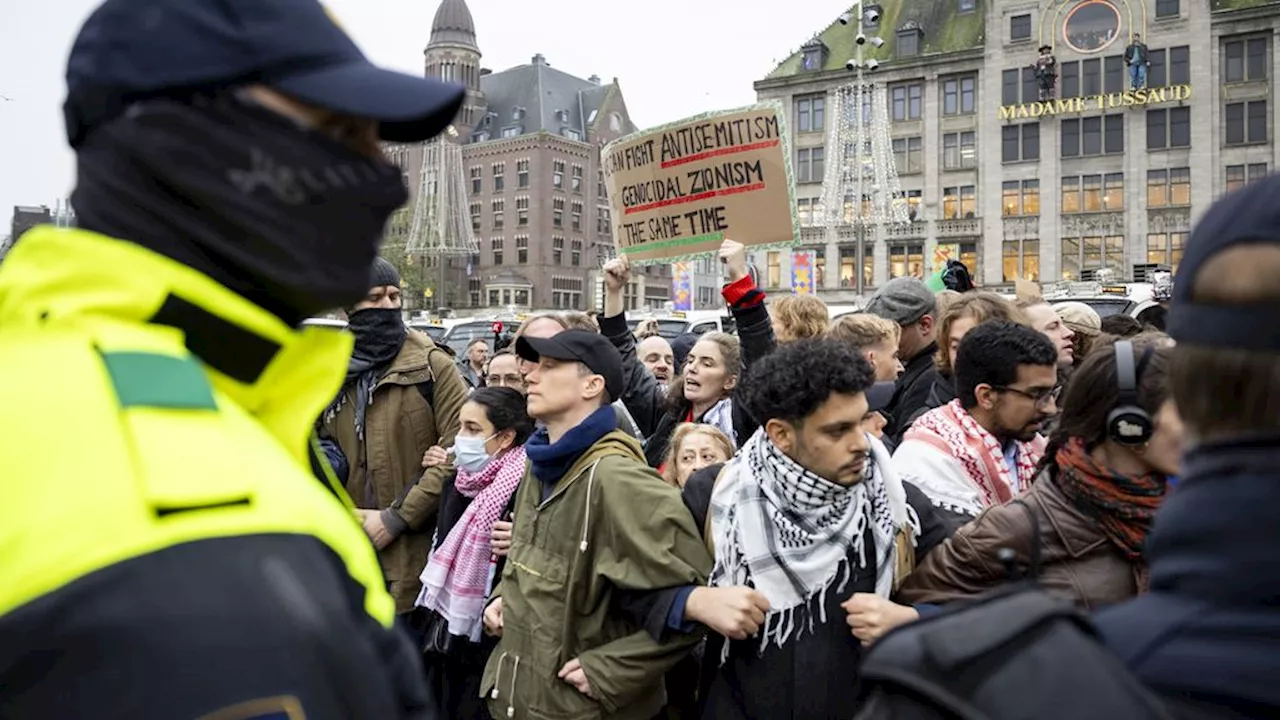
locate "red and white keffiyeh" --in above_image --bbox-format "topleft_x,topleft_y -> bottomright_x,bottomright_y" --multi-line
901,400 -> 1043,515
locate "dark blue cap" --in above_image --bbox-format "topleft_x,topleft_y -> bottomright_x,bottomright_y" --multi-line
1167,172 -> 1280,351
64,0 -> 466,148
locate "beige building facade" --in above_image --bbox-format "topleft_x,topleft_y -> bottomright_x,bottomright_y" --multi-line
754,0 -> 1279,301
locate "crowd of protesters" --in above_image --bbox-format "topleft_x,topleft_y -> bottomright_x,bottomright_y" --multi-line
4,1 -> 1279,718
307,225 -> 1274,719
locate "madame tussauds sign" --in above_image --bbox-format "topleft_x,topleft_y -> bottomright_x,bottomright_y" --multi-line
998,84 -> 1191,121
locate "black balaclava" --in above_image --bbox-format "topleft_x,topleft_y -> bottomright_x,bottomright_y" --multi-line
71,92 -> 409,327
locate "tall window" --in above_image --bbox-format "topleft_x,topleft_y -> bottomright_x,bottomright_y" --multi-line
470,202 -> 481,232
491,237 -> 504,265
942,131 -> 977,170
891,82 -> 924,121
516,196 -> 529,226
517,159 -> 529,188
795,94 -> 826,133
1104,55 -> 1124,93
1010,13 -> 1031,41
1062,235 -> 1125,280
1225,101 -> 1268,145
1002,123 -> 1040,162
942,185 -> 977,219
571,165 -> 583,193
889,242 -> 925,279
1224,37 -> 1269,83
1146,232 -> 1186,272
571,239 -> 582,267
492,163 -> 505,193
1146,107 -> 1191,149
492,199 -> 504,229
1003,239 -> 1041,282
1082,58 -> 1102,96
1061,115 -> 1123,157
1147,168 -> 1191,207
1002,68 -> 1037,105
571,201 -> 583,231
766,251 -> 782,288
839,246 -> 874,288
1145,46 -> 1190,87
1226,163 -> 1270,193
1061,61 -> 1080,98
900,189 -> 922,220
1002,179 -> 1040,216
893,137 -> 923,173
597,169 -> 606,198
552,236 -> 564,264
515,235 -> 528,264
942,75 -> 977,116
552,160 -> 565,188
552,198 -> 565,227
470,166 -> 482,194
797,147 -> 825,183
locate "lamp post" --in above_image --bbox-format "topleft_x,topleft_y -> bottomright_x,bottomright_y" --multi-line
823,2 -> 908,298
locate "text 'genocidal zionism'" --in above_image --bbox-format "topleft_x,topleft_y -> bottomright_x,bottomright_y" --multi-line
605,114 -> 781,248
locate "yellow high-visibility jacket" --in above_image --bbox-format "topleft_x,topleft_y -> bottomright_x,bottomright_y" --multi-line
0,227 -> 427,718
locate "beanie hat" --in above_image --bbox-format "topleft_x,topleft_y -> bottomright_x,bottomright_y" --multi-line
369,256 -> 401,290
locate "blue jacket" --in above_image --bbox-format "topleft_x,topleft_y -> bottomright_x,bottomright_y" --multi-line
1095,438 -> 1280,716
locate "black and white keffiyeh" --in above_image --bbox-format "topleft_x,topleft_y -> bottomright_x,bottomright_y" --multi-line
708,428 -> 915,656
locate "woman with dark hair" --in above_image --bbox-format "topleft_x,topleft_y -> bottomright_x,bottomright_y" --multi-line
898,332 -> 1183,609
413,386 -> 533,720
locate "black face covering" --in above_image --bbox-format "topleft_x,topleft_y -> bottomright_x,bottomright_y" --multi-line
71,93 -> 409,326
346,308 -> 407,379
327,307 -> 408,441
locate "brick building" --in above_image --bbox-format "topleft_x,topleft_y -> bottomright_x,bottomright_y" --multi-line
754,0 -> 1279,301
384,0 -> 677,313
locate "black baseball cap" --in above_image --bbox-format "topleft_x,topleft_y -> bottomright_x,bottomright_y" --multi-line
866,381 -> 896,413
64,0 -> 466,148
1167,172 -> 1280,351
516,330 -> 625,402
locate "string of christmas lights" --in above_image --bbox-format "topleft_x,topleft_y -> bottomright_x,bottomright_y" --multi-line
821,81 -> 911,229
408,136 -> 479,256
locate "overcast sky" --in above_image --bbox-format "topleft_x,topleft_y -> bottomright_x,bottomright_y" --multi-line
0,0 -> 848,225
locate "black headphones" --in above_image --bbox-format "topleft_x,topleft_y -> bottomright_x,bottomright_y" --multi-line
1106,340 -> 1155,446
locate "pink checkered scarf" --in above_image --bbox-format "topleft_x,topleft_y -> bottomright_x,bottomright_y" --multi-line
417,446 -> 526,642
907,400 -> 1043,507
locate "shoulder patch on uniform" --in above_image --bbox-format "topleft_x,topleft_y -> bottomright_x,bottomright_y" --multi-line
100,351 -> 217,411
197,695 -> 305,720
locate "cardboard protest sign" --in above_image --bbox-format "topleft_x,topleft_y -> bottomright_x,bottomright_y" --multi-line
601,102 -> 799,264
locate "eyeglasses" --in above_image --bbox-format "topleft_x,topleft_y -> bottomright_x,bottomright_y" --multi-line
993,385 -> 1061,408
487,374 -> 526,388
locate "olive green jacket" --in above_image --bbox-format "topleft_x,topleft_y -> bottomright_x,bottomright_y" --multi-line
482,431 -> 711,719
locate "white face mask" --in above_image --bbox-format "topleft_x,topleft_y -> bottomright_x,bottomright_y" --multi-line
454,432 -> 499,474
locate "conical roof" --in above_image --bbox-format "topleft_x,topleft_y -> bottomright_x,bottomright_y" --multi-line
429,0 -> 478,50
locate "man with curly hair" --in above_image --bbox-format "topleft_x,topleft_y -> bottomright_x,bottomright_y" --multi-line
674,338 -> 950,718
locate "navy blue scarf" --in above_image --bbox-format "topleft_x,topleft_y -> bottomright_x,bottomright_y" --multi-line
525,406 -> 618,497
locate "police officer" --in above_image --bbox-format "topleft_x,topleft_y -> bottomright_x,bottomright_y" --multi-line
0,0 -> 464,717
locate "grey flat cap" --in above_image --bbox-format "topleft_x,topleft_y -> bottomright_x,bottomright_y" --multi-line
865,277 -> 936,326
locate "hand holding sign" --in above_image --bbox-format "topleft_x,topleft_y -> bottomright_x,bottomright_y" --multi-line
603,256 -> 631,293
719,239 -> 748,284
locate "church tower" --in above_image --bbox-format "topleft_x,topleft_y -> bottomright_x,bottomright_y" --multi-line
425,0 -> 486,137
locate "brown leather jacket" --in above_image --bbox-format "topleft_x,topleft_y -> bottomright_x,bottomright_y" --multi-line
897,469 -> 1142,610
